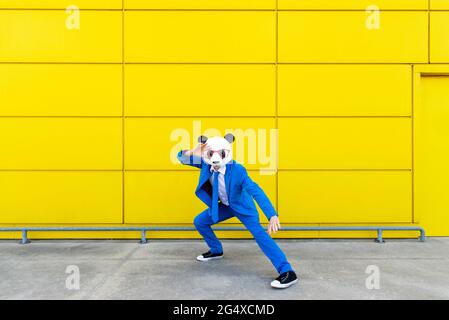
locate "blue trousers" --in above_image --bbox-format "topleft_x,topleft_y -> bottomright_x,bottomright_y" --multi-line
193,203 -> 294,275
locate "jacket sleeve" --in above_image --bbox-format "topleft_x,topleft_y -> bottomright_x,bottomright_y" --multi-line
177,150 -> 203,169
241,168 -> 278,221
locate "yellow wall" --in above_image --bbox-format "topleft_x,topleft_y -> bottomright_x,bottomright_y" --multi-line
414,67 -> 449,236
0,0 -> 448,239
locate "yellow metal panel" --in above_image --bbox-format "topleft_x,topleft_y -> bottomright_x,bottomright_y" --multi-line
0,172 -> 122,224
278,118 -> 412,169
125,118 -> 277,171
431,0 -> 449,9
125,65 -> 275,116
278,11 -> 428,63
278,171 -> 412,223
0,0 -> 122,9
0,11 -> 122,62
0,118 -> 122,170
125,171 -> 202,224
279,0 -> 428,9
125,0 -> 275,9
124,11 -> 275,63
430,12 -> 449,63
414,64 -> 449,74
124,171 -> 276,224
415,76 -> 449,236
278,65 -> 412,116
0,64 -> 122,116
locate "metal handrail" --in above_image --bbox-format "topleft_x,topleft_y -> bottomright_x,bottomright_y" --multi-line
0,225 -> 426,244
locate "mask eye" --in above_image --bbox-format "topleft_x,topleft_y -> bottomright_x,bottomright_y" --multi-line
207,150 -> 214,158
220,150 -> 226,159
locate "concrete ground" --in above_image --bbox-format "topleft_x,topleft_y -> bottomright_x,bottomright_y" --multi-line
0,238 -> 448,300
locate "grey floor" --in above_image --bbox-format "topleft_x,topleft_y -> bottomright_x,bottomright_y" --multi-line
0,238 -> 448,300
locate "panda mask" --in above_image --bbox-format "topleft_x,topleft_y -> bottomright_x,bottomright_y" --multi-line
199,134 -> 235,169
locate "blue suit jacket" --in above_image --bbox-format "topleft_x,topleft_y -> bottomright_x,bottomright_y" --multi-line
177,150 -> 278,221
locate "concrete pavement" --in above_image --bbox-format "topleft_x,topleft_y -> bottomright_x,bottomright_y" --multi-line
0,238 -> 448,299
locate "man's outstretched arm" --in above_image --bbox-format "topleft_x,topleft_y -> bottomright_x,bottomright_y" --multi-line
177,143 -> 206,169
241,169 -> 281,234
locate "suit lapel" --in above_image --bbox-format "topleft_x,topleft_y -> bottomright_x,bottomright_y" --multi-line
196,162 -> 233,201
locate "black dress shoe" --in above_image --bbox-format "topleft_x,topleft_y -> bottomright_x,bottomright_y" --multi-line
270,271 -> 298,289
196,251 -> 224,262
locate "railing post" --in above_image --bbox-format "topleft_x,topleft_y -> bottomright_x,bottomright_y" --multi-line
419,229 -> 426,242
375,229 -> 385,243
139,229 -> 147,244
20,229 -> 31,245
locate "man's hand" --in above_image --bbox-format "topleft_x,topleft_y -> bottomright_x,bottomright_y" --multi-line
185,143 -> 207,157
268,215 -> 281,234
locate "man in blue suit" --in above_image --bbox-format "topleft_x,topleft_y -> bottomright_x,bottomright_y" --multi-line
177,134 -> 298,289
